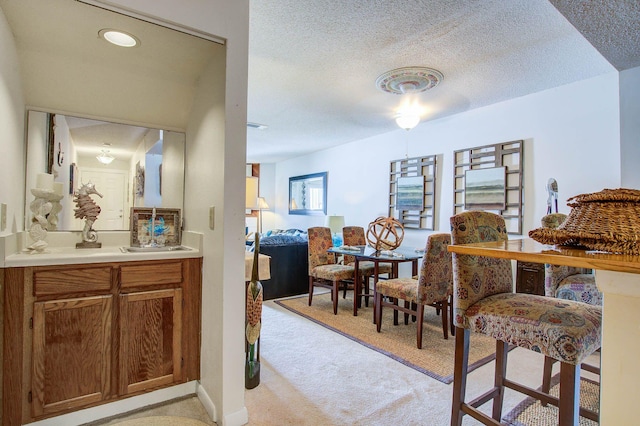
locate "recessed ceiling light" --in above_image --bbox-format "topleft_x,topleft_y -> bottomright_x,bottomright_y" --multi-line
99,29 -> 140,47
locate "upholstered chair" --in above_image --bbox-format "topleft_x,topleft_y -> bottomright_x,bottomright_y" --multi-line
539,213 -> 602,399
374,233 -> 453,349
541,213 -> 602,305
342,226 -> 392,306
307,227 -> 355,314
450,211 -> 601,425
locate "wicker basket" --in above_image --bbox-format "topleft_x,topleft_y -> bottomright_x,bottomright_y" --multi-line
529,188 -> 640,255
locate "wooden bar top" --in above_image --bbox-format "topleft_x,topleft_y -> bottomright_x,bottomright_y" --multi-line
448,238 -> 640,275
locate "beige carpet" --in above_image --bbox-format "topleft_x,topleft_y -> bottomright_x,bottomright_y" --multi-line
276,292 -> 504,384
503,375 -> 600,425
112,416 -> 210,426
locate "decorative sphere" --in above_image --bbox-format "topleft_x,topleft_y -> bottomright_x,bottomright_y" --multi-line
366,217 -> 404,251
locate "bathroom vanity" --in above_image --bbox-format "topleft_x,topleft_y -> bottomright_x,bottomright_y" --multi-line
1,233 -> 203,425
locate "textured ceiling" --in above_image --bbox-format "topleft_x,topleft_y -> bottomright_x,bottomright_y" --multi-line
247,0 -> 636,163
1,0 -> 636,165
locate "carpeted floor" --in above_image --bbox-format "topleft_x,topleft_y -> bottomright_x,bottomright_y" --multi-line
503,374 -> 600,425
276,292 -> 505,384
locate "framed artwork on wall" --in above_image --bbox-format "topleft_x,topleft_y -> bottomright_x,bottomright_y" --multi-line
289,172 -> 327,215
464,167 -> 506,210
396,176 -> 425,210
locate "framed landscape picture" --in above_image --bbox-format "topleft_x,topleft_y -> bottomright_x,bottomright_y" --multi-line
396,176 -> 425,210
464,167 -> 506,210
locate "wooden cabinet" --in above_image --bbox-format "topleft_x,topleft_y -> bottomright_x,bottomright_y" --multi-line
515,261 -> 545,295
2,257 -> 202,425
32,295 -> 113,417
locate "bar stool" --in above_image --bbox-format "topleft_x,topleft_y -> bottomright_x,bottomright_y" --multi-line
449,211 -> 601,425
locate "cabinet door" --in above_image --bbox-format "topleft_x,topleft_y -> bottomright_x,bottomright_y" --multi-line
32,295 -> 112,418
119,288 -> 183,395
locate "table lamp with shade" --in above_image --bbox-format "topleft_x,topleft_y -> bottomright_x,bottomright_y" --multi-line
325,214 -> 345,246
257,196 -> 269,235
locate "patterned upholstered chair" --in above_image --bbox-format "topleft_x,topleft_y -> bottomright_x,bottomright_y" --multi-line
307,227 -> 355,314
539,213 -> 602,399
450,211 -> 601,425
541,213 -> 602,305
342,226 -> 392,306
374,233 -> 453,349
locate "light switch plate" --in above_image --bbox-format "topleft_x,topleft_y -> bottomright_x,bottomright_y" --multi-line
209,206 -> 215,230
0,203 -> 6,231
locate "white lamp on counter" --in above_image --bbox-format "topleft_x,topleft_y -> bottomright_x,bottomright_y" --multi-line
325,214 -> 345,246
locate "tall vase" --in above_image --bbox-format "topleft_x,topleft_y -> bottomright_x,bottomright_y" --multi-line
245,233 -> 263,389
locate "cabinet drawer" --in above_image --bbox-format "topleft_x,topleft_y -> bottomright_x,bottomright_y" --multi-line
120,261 -> 183,288
34,266 -> 112,296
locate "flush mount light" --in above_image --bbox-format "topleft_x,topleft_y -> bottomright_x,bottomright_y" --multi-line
99,28 -> 140,47
96,150 -> 115,165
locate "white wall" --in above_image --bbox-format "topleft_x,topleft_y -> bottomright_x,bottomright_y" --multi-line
0,6 -> 25,235
620,66 -> 640,189
112,2 -> 250,425
272,72 -> 621,253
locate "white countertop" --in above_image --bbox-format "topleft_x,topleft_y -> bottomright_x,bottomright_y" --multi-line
1,231 -> 202,267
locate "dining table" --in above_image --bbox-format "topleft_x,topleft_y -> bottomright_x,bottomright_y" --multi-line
447,238 -> 640,425
329,245 -> 424,319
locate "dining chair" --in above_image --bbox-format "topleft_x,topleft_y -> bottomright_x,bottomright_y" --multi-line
450,211 -> 601,425
342,226 -> 392,306
374,233 -> 453,349
538,213 -> 602,400
307,227 -> 355,314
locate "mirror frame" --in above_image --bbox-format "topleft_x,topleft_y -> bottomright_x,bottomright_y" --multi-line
288,172 -> 327,216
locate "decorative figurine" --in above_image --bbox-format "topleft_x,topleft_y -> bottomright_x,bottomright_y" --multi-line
24,173 -> 55,254
547,178 -> 558,214
366,216 -> 405,251
245,233 -> 263,389
73,182 -> 103,248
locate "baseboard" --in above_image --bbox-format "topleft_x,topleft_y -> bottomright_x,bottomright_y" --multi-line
28,382 -> 198,426
196,382 -> 217,423
222,406 -> 249,426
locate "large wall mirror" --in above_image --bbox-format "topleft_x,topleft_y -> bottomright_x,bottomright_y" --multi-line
289,172 -> 327,215
25,111 -> 185,231
3,0 -> 226,232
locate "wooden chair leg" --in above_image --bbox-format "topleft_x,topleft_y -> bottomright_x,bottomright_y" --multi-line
308,276 -> 314,306
393,298 -> 399,325
416,303 -> 425,349
404,300 -> 410,325
541,356 -> 555,406
449,295 -> 455,337
451,327 -> 470,426
441,299 -> 449,340
558,362 -> 580,426
332,281 -> 339,314
492,340 -> 508,421
375,291 -> 383,332
363,276 -> 370,307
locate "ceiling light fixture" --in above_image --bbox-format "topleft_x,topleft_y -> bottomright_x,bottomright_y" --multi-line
376,66 -> 443,130
395,112 -> 420,131
96,149 -> 115,165
99,28 -> 140,47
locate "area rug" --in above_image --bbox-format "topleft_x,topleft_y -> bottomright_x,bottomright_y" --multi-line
502,374 -> 600,425
275,292 -> 504,384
